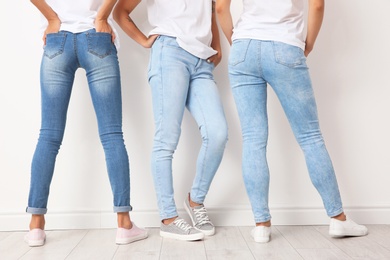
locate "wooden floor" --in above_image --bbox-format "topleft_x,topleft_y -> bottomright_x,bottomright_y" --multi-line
1,225 -> 390,259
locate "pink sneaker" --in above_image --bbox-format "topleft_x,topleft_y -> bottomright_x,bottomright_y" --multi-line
116,222 -> 148,245
24,228 -> 46,247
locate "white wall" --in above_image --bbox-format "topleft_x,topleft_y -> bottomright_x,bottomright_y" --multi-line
1,0 -> 389,231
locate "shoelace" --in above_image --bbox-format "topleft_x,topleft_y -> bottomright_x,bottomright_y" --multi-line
173,218 -> 192,232
193,206 -> 212,226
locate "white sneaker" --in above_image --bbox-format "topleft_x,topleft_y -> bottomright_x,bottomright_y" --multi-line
329,218 -> 368,237
251,226 -> 271,243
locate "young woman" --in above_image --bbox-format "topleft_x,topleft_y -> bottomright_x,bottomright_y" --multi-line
114,0 -> 228,241
216,0 -> 368,243
25,0 -> 147,246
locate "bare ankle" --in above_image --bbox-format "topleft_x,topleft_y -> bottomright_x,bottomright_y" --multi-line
188,193 -> 202,208
162,217 -> 177,225
117,212 -> 132,229
30,214 -> 45,230
332,212 -> 347,221
256,220 -> 271,227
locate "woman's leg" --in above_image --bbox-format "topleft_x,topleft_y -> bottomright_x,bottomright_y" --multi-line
186,61 -> 228,205
229,39 -> 272,224
78,30 -> 132,218
27,32 -> 78,224
148,36 -> 191,221
263,41 -> 344,217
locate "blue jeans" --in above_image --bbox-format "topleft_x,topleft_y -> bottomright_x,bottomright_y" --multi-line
148,36 -> 228,220
26,30 -> 131,214
229,40 -> 343,223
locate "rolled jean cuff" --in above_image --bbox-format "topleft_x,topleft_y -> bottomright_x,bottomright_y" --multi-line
160,211 -> 179,221
26,207 -> 47,215
254,217 -> 272,224
113,205 -> 132,213
328,208 -> 344,218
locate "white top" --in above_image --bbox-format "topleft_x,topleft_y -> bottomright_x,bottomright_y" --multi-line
232,0 -> 306,50
40,0 -> 120,48
146,0 -> 217,59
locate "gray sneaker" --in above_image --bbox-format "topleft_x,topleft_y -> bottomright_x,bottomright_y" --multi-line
160,218 -> 204,241
184,194 -> 215,236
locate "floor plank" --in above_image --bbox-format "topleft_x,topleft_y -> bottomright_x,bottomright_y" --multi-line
0,225 -> 389,260
19,230 -> 88,260
206,250 -> 255,260
65,229 -> 118,260
364,224 -> 390,249
204,227 -> 254,260
315,225 -> 390,259
0,231 -> 12,241
240,226 -> 304,260
113,228 -> 162,260
276,225 -> 336,249
204,227 -> 249,251
159,236 -> 206,260
296,248 -> 352,260
0,232 -> 32,260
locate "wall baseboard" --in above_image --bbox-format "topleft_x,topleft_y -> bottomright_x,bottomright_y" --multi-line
1,206 -> 389,231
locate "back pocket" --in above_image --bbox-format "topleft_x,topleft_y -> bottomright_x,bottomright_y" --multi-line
44,33 -> 66,59
229,39 -> 251,66
273,41 -> 305,68
87,32 -> 116,58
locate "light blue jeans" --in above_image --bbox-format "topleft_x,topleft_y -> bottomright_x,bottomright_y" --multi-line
27,29 -> 131,215
148,36 -> 228,220
229,40 -> 343,223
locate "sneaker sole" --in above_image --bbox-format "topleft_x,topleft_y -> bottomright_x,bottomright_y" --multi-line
194,226 -> 215,236
253,236 -> 270,243
329,229 -> 368,237
160,230 -> 204,241
26,238 -> 45,247
116,232 -> 148,245
183,202 -> 215,236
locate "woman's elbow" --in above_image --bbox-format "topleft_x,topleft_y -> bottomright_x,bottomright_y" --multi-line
310,0 -> 325,12
215,2 -> 228,15
113,8 -> 122,24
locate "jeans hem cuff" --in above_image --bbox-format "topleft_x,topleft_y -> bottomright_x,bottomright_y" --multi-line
113,206 -> 132,213
328,208 -> 344,218
26,207 -> 47,215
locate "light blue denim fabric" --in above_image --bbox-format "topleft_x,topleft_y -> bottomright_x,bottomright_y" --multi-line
148,36 -> 228,220
228,40 -> 343,223
27,29 -> 131,214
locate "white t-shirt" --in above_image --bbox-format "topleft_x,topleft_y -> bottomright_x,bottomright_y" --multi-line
40,0 -> 120,48
232,0 -> 306,50
146,0 -> 217,59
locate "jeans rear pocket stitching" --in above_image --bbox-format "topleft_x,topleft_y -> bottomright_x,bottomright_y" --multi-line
273,42 -> 304,68
229,40 -> 251,66
87,32 -> 114,58
44,33 -> 66,59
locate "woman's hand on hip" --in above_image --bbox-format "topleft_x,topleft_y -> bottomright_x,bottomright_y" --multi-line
207,52 -> 222,67
43,18 -> 61,45
95,19 -> 115,42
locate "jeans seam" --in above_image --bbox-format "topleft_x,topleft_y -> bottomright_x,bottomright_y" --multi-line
191,86 -> 208,203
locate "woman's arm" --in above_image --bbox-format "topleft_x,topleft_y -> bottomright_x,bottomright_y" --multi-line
30,0 -> 61,43
113,0 -> 157,48
215,0 -> 233,45
209,1 -> 222,66
305,0 -> 325,56
95,0 -> 118,41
